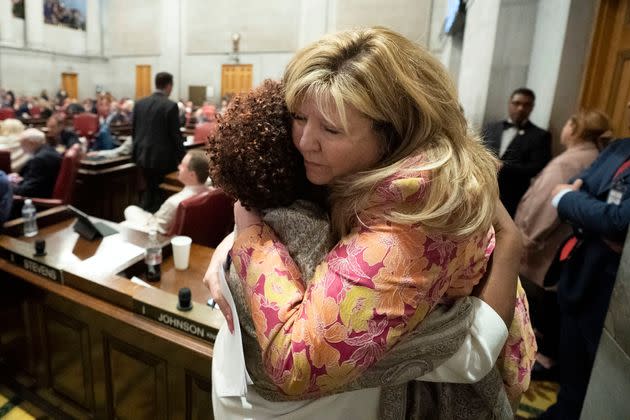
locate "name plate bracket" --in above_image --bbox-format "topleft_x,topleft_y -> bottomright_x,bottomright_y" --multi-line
0,247 -> 64,284
133,299 -> 216,343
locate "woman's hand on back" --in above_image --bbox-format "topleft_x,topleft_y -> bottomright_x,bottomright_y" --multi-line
202,231 -> 235,333
473,200 -> 523,327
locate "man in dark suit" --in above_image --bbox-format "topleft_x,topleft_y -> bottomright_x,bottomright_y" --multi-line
8,128 -> 61,198
132,72 -> 185,212
483,88 -> 551,216
540,133 -> 630,419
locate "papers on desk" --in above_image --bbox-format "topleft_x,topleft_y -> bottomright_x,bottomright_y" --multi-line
131,276 -> 155,288
213,266 -> 253,397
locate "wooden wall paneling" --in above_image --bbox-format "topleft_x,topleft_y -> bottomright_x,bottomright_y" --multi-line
136,65 -> 152,100
43,306 -> 95,411
103,335 -> 168,420
579,0 -> 630,137
2,265 -> 214,419
220,64 -> 253,99
0,279 -> 34,377
185,371 -> 213,420
61,73 -> 79,100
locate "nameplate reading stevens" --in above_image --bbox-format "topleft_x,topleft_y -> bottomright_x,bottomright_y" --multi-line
0,248 -> 63,283
133,299 -> 216,343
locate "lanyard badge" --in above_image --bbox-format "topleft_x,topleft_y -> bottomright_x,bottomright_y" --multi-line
607,179 -> 627,205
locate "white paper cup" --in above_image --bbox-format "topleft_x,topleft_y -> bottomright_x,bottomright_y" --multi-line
171,236 -> 192,270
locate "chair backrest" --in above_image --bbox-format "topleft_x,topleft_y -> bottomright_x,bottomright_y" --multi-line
0,150 -> 11,174
0,108 -> 15,121
29,106 -> 42,118
73,113 -> 99,138
51,143 -> 83,204
193,122 -> 217,143
167,188 -> 234,248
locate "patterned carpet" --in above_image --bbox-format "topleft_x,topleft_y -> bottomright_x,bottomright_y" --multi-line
0,389 -> 34,420
0,379 -> 559,419
517,380 -> 560,418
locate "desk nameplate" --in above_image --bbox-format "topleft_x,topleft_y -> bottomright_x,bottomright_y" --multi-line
133,299 -> 217,343
0,247 -> 64,284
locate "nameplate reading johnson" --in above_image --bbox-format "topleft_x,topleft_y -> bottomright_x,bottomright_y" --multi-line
133,299 -> 216,343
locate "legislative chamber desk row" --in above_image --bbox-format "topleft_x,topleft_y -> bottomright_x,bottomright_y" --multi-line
0,206 -> 223,419
75,138 -> 203,222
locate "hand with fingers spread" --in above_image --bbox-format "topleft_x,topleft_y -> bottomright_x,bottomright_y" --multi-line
202,231 -> 235,333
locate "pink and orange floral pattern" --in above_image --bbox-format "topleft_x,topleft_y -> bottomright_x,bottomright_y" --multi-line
231,164 -> 535,399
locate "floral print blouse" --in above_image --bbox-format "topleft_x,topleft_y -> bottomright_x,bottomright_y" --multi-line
231,163 -> 535,398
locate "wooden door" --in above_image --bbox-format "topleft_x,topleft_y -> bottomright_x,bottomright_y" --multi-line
580,0 -> 630,137
61,73 -> 78,100
135,65 -> 152,99
221,64 -> 253,99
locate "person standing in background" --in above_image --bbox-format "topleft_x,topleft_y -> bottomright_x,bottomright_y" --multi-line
132,72 -> 185,212
483,88 -> 552,216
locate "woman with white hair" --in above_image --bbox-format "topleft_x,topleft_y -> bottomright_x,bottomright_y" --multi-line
0,118 -> 29,172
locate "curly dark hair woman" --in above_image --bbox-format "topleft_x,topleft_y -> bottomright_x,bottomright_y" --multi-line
207,79 -> 309,210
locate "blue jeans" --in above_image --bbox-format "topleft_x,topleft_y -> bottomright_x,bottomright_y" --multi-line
92,125 -> 116,151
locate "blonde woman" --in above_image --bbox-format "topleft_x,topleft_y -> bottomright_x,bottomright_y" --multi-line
207,27 -> 535,418
0,118 -> 29,172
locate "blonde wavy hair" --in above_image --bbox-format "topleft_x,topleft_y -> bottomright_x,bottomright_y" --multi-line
284,26 -> 498,238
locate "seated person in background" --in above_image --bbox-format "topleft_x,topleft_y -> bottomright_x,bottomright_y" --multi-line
46,114 -> 80,150
0,171 -> 13,225
9,128 -> 62,198
86,135 -> 132,159
0,118 -> 29,172
122,150 -> 209,234
109,99 -> 133,125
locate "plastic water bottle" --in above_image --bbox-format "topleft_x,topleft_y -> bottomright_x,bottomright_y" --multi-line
145,228 -> 162,282
22,199 -> 38,237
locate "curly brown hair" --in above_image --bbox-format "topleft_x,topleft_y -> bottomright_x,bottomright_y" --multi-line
207,79 -> 308,210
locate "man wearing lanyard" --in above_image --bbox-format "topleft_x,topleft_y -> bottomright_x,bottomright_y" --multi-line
541,125 -> 630,419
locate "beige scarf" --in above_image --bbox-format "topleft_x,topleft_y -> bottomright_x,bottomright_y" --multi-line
228,200 -> 513,419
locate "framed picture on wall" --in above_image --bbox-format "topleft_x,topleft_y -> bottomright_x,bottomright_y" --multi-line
12,0 -> 24,18
43,0 -> 87,31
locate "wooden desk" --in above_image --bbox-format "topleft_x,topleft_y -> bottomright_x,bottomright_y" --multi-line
75,156 -> 140,222
0,207 -> 221,418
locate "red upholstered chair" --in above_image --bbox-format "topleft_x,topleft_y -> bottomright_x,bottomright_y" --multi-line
73,112 -> 99,141
193,122 -> 217,143
0,150 -> 11,174
0,108 -> 15,120
14,143 -> 83,208
29,106 -> 41,118
167,188 -> 234,248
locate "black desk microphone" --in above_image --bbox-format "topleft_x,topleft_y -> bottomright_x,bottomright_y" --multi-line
177,287 -> 193,311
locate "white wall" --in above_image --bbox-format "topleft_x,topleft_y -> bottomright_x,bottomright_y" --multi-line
526,0 -> 571,130
457,0 -> 501,129
0,0 -> 105,97
334,0 -> 432,44
483,0 -> 538,124
528,0 -> 597,153
103,0 -> 438,102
